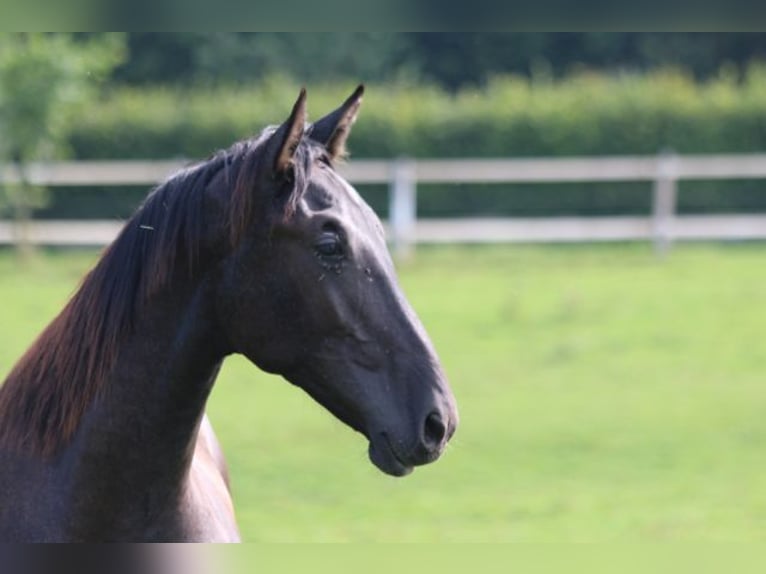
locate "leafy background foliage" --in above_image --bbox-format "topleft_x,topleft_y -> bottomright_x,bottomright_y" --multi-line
6,33 -> 766,220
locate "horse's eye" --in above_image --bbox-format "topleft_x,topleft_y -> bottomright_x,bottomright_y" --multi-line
315,233 -> 343,257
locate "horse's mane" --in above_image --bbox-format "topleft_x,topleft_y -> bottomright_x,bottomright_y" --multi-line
0,131 -> 311,457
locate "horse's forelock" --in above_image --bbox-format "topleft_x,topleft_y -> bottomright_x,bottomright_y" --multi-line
228,131 -> 314,244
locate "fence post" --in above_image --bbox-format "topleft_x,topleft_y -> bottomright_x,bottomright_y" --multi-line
389,157 -> 417,260
652,150 -> 679,256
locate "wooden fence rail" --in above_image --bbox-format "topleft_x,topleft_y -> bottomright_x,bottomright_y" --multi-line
2,153 -> 766,255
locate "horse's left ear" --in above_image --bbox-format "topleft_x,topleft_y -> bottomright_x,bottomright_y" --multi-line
309,84 -> 364,160
267,88 -> 307,175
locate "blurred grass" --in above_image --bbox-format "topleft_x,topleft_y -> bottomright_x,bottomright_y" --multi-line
1,244 -> 766,541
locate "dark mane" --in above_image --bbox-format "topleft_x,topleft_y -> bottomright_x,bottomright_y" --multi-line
0,133 -> 287,457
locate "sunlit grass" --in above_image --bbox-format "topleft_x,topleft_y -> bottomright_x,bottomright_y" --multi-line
1,243 -> 765,541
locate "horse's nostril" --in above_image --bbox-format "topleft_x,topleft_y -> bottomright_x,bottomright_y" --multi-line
423,411 -> 447,449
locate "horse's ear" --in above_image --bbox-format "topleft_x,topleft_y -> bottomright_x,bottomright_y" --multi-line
310,84 -> 364,160
267,88 -> 307,175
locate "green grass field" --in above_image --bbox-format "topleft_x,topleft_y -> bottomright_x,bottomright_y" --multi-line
1,244 -> 766,541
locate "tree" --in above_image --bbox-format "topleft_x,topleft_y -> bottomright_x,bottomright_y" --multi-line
112,33 -> 766,91
0,33 -> 125,256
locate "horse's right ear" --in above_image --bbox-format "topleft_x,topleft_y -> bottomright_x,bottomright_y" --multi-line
310,84 -> 364,160
265,88 -> 307,176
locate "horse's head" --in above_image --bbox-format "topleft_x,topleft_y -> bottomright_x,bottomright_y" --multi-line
215,87 -> 457,476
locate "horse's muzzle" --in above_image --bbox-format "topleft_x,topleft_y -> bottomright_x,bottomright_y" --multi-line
368,407 -> 457,477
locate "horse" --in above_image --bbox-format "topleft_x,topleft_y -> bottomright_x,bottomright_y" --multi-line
0,86 -> 458,542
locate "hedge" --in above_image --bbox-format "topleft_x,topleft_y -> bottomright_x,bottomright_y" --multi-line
43,69 -> 766,219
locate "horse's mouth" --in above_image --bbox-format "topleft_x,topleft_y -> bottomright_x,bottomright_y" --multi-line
368,434 -> 414,477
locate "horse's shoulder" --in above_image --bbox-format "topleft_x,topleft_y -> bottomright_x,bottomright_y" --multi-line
195,414 -> 231,489
187,416 -> 239,542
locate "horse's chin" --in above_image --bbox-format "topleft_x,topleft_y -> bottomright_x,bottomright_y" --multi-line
368,435 -> 414,477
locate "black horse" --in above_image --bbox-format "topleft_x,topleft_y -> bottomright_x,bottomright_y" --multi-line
0,87 -> 458,542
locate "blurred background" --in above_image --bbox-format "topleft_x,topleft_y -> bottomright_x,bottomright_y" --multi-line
1,33 -> 766,541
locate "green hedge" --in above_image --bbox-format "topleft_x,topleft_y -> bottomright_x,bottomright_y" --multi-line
46,69 -> 766,219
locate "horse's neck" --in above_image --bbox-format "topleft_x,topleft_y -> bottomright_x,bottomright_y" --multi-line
66,278 -> 227,518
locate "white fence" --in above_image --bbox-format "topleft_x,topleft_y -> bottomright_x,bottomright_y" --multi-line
2,153 -> 766,256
